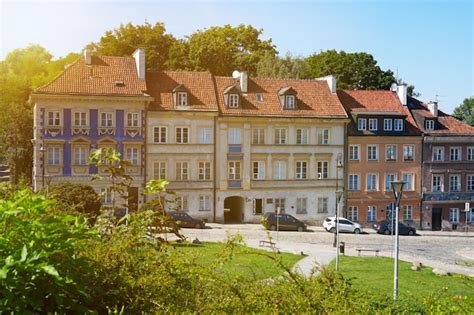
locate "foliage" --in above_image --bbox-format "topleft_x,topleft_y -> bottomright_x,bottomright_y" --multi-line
256,51 -> 311,79
0,190 -> 96,313
453,96 -> 474,126
48,182 -> 102,223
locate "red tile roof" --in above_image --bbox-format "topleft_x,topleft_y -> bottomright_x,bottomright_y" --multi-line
34,56 -> 147,97
146,71 -> 218,111
214,77 -> 347,118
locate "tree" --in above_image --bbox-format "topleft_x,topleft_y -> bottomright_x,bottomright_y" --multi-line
256,52 -> 311,79
88,22 -> 176,71
453,97 -> 474,126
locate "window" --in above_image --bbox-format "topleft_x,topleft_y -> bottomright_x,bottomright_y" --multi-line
432,147 -> 444,161
256,94 -> 264,102
198,162 -> 211,180
73,146 -> 88,165
100,112 -> 113,127
153,127 -> 167,143
467,175 -> 474,191
253,161 -> 265,180
403,145 -> 414,161
449,175 -> 461,192
229,128 -> 242,144
253,199 -> 263,215
199,128 -> 212,144
385,173 -> 396,191
450,147 -> 460,161
296,128 -> 309,144
349,145 -> 360,160
274,198 -> 285,212
229,94 -> 239,108
317,161 -> 328,179
47,147 -> 61,165
175,162 -> 188,180
126,112 -> 140,127
432,175 -> 443,192
296,198 -> 307,214
384,119 -> 393,131
366,173 -> 378,191
286,95 -> 296,108
274,128 -> 287,144
402,173 -> 414,191
357,118 -> 367,131
403,205 -> 413,221
153,161 -> 167,179
317,197 -> 328,213
296,161 -> 307,179
367,206 -> 377,222
468,147 -> 474,161
425,120 -> 435,130
176,196 -> 188,212
348,206 -> 358,222
228,161 -> 241,180
125,147 -> 139,165
73,112 -> 87,127
47,111 -> 61,126
177,92 -> 188,106
199,195 -> 211,211
273,161 -> 287,180
318,129 -> 330,145
100,187 -> 113,205
348,174 -> 359,191
368,145 -> 378,161
468,207 -> 474,223
386,145 -> 397,161
252,128 -> 265,144
368,118 -> 378,131
449,208 -> 459,223
176,127 -> 189,144
394,119 -> 403,131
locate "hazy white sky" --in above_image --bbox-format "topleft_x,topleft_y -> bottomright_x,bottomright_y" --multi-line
1,0 -> 473,113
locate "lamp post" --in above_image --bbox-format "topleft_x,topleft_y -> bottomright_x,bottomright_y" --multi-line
391,180 -> 405,300
335,190 -> 344,272
333,153 -> 344,247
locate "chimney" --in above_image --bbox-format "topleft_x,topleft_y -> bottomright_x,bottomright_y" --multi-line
427,101 -> 438,117
239,71 -> 248,93
133,48 -> 145,80
316,75 -> 336,94
83,49 -> 91,65
397,83 -> 407,106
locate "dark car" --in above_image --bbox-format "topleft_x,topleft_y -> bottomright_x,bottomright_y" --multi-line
262,213 -> 307,232
373,220 -> 416,236
168,211 -> 205,229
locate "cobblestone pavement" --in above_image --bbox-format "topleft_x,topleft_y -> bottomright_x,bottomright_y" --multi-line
179,223 -> 474,276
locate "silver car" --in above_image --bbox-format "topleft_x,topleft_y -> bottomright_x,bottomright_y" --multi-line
323,217 -> 363,234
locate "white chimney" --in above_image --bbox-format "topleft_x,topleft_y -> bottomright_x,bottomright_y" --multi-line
239,71 -> 248,93
133,48 -> 145,80
397,83 -> 407,106
316,75 -> 336,94
83,49 -> 91,65
427,101 -> 438,117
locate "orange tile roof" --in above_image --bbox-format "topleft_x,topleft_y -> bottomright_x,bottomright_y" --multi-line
34,56 -> 147,97
146,71 -> 218,111
214,77 -> 347,118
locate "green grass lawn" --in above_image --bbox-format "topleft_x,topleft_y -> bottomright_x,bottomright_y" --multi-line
330,256 -> 474,299
171,242 -> 303,280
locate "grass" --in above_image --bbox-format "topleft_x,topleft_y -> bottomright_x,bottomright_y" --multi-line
330,256 -> 474,299
171,242 -> 303,280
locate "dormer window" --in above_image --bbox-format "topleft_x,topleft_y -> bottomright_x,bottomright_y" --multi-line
394,119 -> 404,131
229,94 -> 239,108
286,95 -> 295,108
278,87 -> 297,109
173,84 -> 190,107
425,120 -> 435,130
177,92 -> 188,106
224,85 -> 241,108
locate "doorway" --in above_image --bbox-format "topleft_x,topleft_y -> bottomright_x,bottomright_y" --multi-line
432,208 -> 442,231
224,196 -> 245,223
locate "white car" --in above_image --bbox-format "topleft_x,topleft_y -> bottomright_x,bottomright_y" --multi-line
323,217 -> 363,234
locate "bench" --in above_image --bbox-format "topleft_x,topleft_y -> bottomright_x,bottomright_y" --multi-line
356,248 -> 380,256
259,240 -> 276,247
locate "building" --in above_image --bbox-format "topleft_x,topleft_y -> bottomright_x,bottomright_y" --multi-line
338,85 -> 423,228
30,49 -> 153,210
407,97 -> 474,230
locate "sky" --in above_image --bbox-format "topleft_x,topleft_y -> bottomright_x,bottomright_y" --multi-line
1,0 -> 472,114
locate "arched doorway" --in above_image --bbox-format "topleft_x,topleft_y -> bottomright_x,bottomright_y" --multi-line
224,196 -> 245,223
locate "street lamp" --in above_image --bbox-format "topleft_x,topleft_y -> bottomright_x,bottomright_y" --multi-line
333,153 -> 344,248
391,180 -> 405,300
335,189 -> 344,272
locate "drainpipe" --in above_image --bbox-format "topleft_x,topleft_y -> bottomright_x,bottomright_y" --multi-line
213,115 -> 217,223
419,136 -> 424,230
343,120 -> 349,217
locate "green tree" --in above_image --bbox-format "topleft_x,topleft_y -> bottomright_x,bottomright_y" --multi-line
256,52 -> 311,79
453,97 -> 474,126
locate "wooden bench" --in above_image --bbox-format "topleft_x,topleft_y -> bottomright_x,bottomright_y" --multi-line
259,240 -> 276,247
356,248 -> 380,256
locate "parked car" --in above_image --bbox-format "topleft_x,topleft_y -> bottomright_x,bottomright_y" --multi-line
323,217 -> 363,234
167,211 -> 205,229
262,213 -> 307,232
373,220 -> 416,236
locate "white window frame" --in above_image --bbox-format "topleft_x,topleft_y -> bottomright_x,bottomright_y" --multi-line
229,94 -> 239,108
252,128 -> 265,145
296,128 -> 309,145
357,118 -> 367,131
175,162 -> 189,180
366,173 -> 378,191
47,111 -> 61,127
425,120 -> 435,130
450,147 -> 461,161
274,128 -> 287,144
383,119 -> 393,131
252,161 -> 265,180
432,175 -> 443,192
394,119 -> 403,131
317,161 -> 329,179
100,112 -> 114,127
449,174 -> 461,192
126,112 -> 140,127
432,147 -> 444,161
275,198 -> 286,213
449,208 -> 459,223
348,206 -> 358,222
47,146 -> 61,165
318,129 -> 330,145
199,128 -> 212,144
317,197 -> 328,213
368,118 -> 378,131
403,145 -> 415,161
153,161 -> 167,179
199,195 -> 211,211
176,195 -> 188,212
348,174 -> 359,191
367,145 -> 378,161
125,146 -> 139,165
176,127 -> 189,144
228,128 -> 242,145
403,205 -> 413,221
73,111 -> 87,127
273,161 -> 287,180
467,174 -> 474,192
367,205 -> 377,222
402,173 -> 415,191
296,198 -> 307,214
73,146 -> 88,165
177,92 -> 188,106
153,127 -> 167,143
295,161 -> 308,179
385,173 -> 396,191
228,161 -> 241,180
349,145 -> 360,161
286,95 -> 296,108
386,144 -> 397,161
198,161 -> 211,180
468,147 -> 474,161
101,187 -> 113,205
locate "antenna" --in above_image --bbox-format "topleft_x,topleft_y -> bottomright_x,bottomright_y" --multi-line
232,70 -> 240,79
